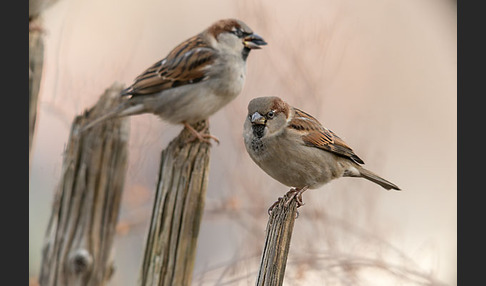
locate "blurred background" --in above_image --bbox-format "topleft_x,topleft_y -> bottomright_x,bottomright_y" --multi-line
29,0 -> 456,285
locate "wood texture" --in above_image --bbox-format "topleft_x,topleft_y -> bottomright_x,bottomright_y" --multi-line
139,120 -> 211,286
29,24 -> 44,166
256,192 -> 299,286
39,83 -> 129,286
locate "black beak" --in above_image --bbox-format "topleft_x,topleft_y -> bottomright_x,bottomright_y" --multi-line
243,34 -> 267,49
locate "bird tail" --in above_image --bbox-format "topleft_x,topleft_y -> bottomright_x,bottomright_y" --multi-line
348,166 -> 401,191
81,100 -> 146,132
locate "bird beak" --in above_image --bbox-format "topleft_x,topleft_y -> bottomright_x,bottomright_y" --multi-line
243,34 -> 267,49
251,112 -> 266,125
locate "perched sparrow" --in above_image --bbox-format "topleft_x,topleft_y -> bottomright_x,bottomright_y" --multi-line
83,19 -> 266,143
243,96 -> 400,208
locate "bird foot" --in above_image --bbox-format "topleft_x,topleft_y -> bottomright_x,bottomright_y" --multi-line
183,122 -> 220,145
284,186 -> 309,208
267,186 -> 309,217
267,197 -> 283,215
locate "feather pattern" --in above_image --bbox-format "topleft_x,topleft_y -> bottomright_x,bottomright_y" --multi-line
122,35 -> 216,96
289,108 -> 365,164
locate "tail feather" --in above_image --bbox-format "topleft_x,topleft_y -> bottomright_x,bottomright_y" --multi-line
353,166 -> 401,191
81,101 -> 145,132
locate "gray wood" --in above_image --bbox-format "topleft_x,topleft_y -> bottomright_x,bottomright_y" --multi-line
139,120 -> 211,286
39,83 -> 129,286
256,192 -> 299,286
29,25 -> 44,166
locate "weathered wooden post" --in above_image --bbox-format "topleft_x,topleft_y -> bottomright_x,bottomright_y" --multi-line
256,192 -> 299,286
29,20 -> 44,166
139,120 -> 211,286
39,83 -> 129,286
29,0 -> 61,166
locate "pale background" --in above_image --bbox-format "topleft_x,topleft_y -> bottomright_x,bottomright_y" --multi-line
29,0 -> 457,285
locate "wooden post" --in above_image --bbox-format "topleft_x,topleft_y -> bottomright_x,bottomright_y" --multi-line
29,0 -> 62,166
139,120 -> 211,286
256,192 -> 299,286
29,21 -> 44,166
39,83 -> 129,286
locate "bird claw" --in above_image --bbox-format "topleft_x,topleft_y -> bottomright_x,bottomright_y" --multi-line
267,186 -> 309,218
267,197 -> 283,215
185,133 -> 220,145
183,122 -> 220,145
284,186 -> 308,208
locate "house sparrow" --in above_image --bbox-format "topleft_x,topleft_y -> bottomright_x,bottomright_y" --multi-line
82,19 -> 266,143
243,96 -> 400,209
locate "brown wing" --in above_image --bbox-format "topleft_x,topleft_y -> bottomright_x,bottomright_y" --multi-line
289,108 -> 364,164
122,35 -> 217,96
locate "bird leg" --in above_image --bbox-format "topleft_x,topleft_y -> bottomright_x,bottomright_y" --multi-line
284,186 -> 309,207
183,122 -> 220,145
267,186 -> 309,216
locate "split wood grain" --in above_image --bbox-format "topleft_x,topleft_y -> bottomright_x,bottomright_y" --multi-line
139,120 -> 211,286
39,83 -> 129,286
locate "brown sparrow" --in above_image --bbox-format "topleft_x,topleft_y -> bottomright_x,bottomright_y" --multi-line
83,19 -> 266,143
243,96 -> 400,208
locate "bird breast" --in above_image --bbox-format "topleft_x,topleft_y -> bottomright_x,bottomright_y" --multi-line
244,131 -> 346,189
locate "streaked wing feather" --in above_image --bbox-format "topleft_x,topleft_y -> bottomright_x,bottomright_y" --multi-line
124,35 -> 216,96
290,108 -> 365,164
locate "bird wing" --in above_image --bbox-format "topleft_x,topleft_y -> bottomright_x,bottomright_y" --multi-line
122,35 -> 217,96
288,108 -> 365,164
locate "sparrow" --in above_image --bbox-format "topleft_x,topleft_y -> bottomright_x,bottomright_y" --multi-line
82,19 -> 266,143
243,96 -> 400,209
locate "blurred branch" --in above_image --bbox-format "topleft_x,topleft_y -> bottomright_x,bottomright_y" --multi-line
287,253 -> 448,286
139,120 -> 211,286
39,83 -> 129,286
256,191 -> 299,286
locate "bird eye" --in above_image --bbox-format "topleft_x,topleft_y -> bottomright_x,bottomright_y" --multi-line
232,28 -> 244,37
267,111 -> 275,119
